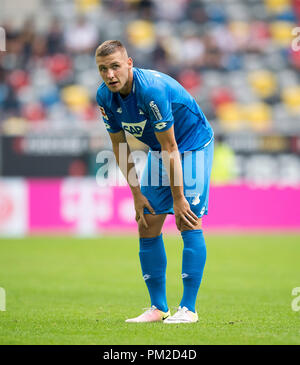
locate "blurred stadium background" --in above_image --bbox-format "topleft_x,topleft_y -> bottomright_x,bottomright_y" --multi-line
0,0 -> 300,236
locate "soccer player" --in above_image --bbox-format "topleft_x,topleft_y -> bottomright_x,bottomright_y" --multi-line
95,40 -> 214,324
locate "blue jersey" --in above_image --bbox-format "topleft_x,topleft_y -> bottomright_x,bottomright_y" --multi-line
96,68 -> 213,152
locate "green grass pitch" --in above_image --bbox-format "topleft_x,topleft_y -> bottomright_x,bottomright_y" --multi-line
0,233 -> 299,345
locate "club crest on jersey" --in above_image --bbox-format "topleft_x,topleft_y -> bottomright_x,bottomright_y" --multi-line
99,106 -> 109,120
191,193 -> 201,206
122,120 -> 147,137
149,101 -> 162,121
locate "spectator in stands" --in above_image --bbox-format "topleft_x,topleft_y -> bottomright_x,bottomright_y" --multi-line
64,15 -> 99,54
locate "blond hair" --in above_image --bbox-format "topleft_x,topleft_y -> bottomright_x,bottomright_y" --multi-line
95,40 -> 127,58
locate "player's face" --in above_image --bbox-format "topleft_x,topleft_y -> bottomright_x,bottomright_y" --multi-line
96,50 -> 133,96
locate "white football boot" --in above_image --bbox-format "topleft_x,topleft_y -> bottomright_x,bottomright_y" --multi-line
164,306 -> 198,324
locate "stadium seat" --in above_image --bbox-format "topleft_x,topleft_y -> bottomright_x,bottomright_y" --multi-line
228,21 -> 250,48
75,0 -> 99,13
275,8 -> 297,22
0,84 -> 8,106
277,68 -> 299,88
21,102 -> 46,122
127,20 -> 156,49
210,87 -> 235,109
225,2 -> 249,22
270,21 -> 296,46
248,70 -> 277,99
281,85 -> 300,113
7,70 -> 29,91
205,4 -> 227,23
265,0 -> 291,13
289,48 -> 300,70
61,85 -> 90,111
243,102 -> 272,131
45,54 -> 73,82
292,0 -> 300,20
177,69 -> 202,93
39,85 -> 60,108
216,102 -> 245,131
0,0 -> 299,147
248,21 -> 271,50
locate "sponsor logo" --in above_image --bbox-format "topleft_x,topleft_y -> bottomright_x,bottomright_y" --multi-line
155,122 -> 167,130
149,101 -> 162,121
122,120 -> 147,137
143,274 -> 151,281
182,273 -> 189,279
61,180 -> 113,235
99,106 -> 109,120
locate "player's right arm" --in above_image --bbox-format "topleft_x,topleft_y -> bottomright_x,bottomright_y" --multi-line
108,130 -> 155,228
97,91 -> 154,227
108,129 -> 140,194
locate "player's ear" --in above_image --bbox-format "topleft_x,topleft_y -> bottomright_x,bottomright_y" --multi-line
128,57 -> 133,68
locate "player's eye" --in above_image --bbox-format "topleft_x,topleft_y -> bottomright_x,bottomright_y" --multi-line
112,65 -> 120,70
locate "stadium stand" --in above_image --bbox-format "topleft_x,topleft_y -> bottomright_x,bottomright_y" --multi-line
0,0 -> 299,184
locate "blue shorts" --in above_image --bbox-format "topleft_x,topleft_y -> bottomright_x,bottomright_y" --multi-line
141,138 -> 214,218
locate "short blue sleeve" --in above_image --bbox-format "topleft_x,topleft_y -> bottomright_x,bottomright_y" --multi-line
96,92 -> 122,134
143,82 -> 174,132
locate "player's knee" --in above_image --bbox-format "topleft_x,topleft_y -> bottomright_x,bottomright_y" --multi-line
138,219 -> 161,238
138,214 -> 166,238
179,218 -> 202,232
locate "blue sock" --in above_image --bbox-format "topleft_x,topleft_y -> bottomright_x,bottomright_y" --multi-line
180,229 -> 207,313
139,234 -> 168,312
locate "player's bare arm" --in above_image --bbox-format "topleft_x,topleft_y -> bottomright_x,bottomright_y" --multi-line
154,126 -> 199,231
109,130 -> 155,229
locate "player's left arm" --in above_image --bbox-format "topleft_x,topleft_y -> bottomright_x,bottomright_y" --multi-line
155,126 -> 198,230
144,80 -> 198,229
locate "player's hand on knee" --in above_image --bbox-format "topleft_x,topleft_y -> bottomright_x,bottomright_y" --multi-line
133,194 -> 155,229
173,196 -> 198,230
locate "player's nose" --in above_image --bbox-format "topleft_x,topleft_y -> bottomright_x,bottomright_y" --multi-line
107,69 -> 115,79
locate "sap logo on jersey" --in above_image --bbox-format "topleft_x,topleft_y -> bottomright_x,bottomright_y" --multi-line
122,120 -> 147,137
